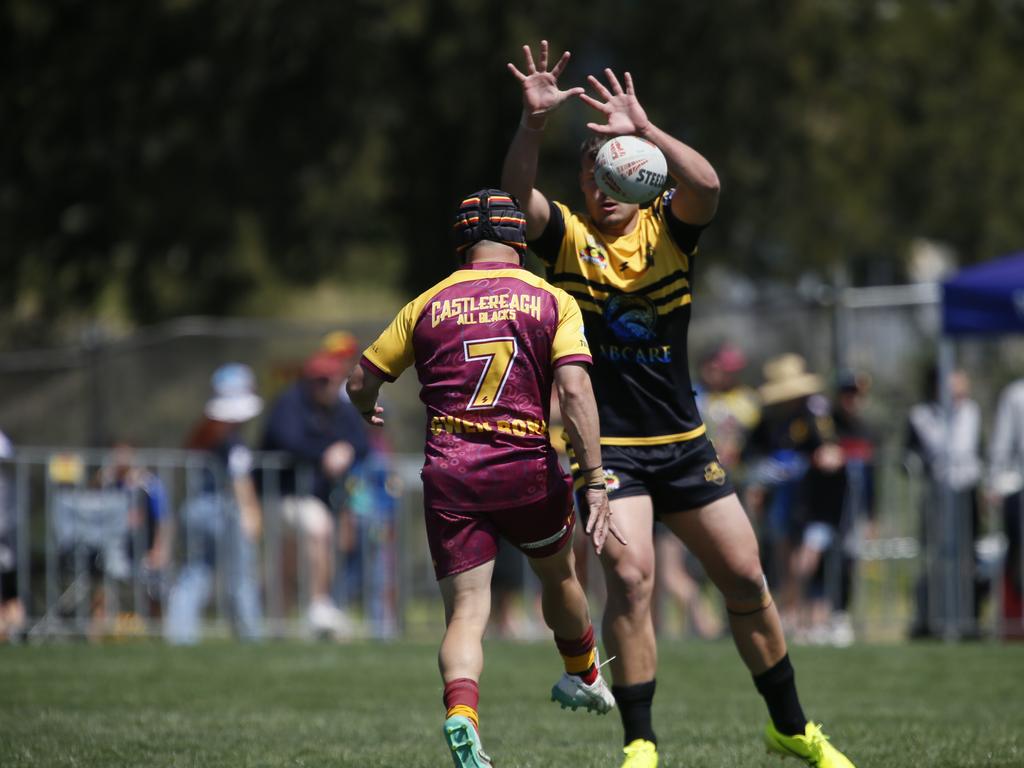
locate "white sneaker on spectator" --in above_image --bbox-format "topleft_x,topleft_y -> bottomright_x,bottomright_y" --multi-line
828,612 -> 855,647
308,597 -> 352,639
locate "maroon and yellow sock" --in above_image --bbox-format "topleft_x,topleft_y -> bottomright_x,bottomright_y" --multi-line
555,624 -> 599,685
444,678 -> 480,731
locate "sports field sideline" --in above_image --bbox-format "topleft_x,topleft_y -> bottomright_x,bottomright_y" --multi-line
1,640 -> 1022,767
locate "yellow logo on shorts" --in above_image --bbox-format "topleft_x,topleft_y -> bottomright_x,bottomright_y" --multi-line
602,470 -> 621,492
704,461 -> 726,486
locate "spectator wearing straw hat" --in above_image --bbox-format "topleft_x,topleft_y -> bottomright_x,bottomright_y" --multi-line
744,354 -> 846,638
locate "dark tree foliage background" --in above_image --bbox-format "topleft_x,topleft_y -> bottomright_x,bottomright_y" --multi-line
3,0 -> 1023,346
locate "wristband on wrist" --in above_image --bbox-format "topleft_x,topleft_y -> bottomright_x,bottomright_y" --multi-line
585,482 -> 607,492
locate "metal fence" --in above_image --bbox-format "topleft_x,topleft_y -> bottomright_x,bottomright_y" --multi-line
0,447 -> 435,641
3,443 -> 1021,644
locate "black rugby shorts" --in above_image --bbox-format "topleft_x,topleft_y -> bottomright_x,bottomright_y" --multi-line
574,434 -> 735,523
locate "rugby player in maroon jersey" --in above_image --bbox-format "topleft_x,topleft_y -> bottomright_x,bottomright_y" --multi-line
348,189 -> 626,768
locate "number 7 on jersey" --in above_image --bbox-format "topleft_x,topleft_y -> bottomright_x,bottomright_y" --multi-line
463,337 -> 518,410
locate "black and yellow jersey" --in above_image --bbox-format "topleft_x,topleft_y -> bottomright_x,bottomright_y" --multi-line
530,191 -> 706,446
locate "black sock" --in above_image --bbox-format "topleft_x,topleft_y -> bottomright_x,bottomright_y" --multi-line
612,680 -> 657,746
753,654 -> 807,736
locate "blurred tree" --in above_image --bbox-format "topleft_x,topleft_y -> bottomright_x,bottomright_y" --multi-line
2,0 -> 1023,345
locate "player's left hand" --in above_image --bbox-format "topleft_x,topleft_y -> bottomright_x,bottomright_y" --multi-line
579,69 -> 651,137
584,487 -> 628,555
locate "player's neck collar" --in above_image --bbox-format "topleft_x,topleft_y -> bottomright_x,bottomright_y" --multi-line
461,261 -> 522,271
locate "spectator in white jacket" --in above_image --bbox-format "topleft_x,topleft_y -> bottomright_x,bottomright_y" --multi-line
988,378 -> 1024,636
905,367 -> 985,638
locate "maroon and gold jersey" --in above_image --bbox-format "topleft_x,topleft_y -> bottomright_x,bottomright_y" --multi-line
360,262 -> 591,511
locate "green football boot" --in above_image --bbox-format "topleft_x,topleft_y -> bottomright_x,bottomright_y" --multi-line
443,715 -> 493,768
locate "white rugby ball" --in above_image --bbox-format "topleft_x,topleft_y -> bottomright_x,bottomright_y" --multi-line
593,136 -> 668,204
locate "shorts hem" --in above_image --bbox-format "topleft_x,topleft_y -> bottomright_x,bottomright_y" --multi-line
607,486 -> 652,503
435,552 -> 497,582
657,485 -> 737,516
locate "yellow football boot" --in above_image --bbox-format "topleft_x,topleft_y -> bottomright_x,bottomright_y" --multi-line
764,721 -> 856,767
620,738 -> 658,767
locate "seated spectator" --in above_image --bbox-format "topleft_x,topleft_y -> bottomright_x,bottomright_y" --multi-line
95,442 -> 170,619
261,346 -> 369,638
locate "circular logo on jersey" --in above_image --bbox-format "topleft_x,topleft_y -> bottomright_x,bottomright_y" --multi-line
604,294 -> 657,342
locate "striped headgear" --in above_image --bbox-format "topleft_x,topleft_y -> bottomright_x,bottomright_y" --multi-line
452,188 -> 527,263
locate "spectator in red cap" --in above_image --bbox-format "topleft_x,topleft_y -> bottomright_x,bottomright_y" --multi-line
261,344 -> 370,638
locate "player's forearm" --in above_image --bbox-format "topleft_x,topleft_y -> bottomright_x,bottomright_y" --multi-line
637,122 -> 720,223
501,119 -> 549,239
558,379 -> 604,485
346,364 -> 382,416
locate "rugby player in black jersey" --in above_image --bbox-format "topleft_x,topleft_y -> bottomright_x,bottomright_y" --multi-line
501,40 -> 856,768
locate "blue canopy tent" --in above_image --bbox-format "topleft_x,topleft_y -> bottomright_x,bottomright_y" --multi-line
943,251 -> 1024,336
935,252 -> 1024,639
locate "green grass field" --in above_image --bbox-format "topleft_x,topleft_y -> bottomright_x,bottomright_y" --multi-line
2,639 -> 1022,767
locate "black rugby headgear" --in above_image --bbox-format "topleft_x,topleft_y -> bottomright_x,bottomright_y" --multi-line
452,188 -> 527,264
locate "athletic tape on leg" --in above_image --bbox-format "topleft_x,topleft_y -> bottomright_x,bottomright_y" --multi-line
726,574 -> 774,616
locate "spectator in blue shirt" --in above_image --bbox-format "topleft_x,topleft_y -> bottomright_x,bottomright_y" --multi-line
261,347 -> 369,637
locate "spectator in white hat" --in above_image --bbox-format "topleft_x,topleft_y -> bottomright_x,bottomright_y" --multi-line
165,364 -> 264,644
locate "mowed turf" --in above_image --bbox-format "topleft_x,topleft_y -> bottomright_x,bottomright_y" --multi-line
1,639 -> 1022,767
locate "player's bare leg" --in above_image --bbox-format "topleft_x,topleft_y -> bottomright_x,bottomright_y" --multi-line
529,539 -> 614,714
664,494 -> 785,672
665,494 -> 856,767
527,537 -> 590,639
599,494 -> 657,683
597,494 -> 659,759
438,560 -> 495,768
438,560 -> 494,684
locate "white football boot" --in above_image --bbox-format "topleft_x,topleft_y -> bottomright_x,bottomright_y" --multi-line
550,652 -> 615,714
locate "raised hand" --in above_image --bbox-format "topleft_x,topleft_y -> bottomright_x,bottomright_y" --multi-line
579,69 -> 651,136
507,40 -> 584,122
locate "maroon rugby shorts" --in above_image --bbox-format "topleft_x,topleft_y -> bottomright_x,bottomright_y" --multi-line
425,480 -> 575,580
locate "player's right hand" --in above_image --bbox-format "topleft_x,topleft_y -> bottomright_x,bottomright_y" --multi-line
359,404 -> 385,427
507,40 -> 584,123
584,487 -> 627,555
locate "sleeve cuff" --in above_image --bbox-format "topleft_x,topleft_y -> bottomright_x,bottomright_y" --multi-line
553,353 -> 592,368
360,355 -> 396,383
